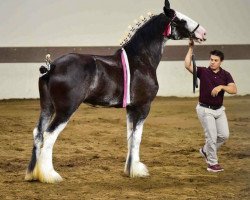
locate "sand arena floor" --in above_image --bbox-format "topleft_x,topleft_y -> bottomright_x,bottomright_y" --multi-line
0,96 -> 249,199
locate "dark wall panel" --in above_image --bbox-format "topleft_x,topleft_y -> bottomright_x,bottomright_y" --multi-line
0,45 -> 249,63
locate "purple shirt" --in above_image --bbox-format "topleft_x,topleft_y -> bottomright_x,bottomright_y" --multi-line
197,66 -> 235,106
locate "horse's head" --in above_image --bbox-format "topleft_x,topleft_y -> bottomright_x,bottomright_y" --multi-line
163,0 -> 206,43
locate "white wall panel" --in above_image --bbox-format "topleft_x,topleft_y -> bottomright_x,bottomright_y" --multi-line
0,0 -> 249,46
0,60 -> 249,99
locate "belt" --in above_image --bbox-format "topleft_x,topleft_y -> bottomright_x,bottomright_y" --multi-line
199,103 -> 221,110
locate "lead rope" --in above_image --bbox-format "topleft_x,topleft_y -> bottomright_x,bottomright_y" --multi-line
192,52 -> 198,93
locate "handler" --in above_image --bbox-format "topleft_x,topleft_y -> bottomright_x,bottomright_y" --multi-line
184,40 -> 237,172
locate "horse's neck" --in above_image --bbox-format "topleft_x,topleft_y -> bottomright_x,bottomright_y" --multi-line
124,14 -> 168,69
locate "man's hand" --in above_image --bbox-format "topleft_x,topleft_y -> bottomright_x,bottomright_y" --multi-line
189,39 -> 194,47
211,83 -> 237,97
211,85 -> 223,97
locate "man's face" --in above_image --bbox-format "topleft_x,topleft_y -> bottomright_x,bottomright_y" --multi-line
209,55 -> 222,71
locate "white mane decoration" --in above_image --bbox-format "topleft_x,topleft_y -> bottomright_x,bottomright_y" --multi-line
119,12 -> 155,46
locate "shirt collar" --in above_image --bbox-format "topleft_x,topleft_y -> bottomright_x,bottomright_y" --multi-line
208,66 -> 222,74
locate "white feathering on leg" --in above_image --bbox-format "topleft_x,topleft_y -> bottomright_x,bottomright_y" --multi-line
130,161 -> 149,177
128,120 -> 149,177
25,127 -> 42,181
35,122 -> 67,183
124,114 -> 133,175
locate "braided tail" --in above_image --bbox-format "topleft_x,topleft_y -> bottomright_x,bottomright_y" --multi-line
39,54 -> 52,77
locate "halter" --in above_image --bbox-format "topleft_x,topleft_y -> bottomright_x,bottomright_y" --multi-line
163,14 -> 176,37
163,12 -> 200,39
189,23 -> 200,39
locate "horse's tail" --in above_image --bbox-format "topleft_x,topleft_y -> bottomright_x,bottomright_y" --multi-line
38,54 -> 54,109
39,54 -> 53,78
38,54 -> 54,124
37,55 -> 54,149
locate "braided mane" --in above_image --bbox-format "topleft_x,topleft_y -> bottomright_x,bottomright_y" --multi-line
119,12 -> 155,46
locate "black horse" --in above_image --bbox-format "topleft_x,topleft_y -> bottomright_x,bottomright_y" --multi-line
25,0 -> 206,183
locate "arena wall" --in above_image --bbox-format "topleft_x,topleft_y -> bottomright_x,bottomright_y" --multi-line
0,0 -> 249,99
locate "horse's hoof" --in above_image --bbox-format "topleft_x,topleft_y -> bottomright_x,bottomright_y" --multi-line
38,170 -> 63,183
25,172 -> 35,181
129,162 -> 149,178
25,168 -> 39,181
28,164 -> 63,183
124,163 -> 130,176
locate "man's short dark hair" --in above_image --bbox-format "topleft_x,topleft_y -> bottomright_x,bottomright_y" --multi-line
210,50 -> 224,61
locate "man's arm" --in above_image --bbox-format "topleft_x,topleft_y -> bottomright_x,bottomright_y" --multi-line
211,83 -> 237,97
184,40 -> 194,74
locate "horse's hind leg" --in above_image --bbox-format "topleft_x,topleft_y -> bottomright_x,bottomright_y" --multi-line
124,104 -> 151,177
25,100 -> 54,181
35,107 -> 76,183
25,76 -> 54,181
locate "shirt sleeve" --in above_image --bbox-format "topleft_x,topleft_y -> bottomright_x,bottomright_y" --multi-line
197,66 -> 205,79
225,71 -> 235,84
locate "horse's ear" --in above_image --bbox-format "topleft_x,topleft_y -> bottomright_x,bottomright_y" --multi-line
164,0 -> 170,9
164,0 -> 174,18
164,7 -> 175,19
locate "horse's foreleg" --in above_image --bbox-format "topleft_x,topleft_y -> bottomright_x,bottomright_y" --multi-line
125,119 -> 149,177
125,104 -> 150,177
124,114 -> 133,175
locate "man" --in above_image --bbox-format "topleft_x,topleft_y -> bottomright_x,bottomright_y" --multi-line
184,40 -> 237,172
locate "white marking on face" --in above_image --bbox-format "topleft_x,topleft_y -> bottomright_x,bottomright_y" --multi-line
175,11 -> 207,42
175,11 -> 198,32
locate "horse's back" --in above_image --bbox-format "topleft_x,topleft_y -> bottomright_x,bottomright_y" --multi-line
52,53 -> 95,72
52,53 -> 121,74
47,53 -> 123,107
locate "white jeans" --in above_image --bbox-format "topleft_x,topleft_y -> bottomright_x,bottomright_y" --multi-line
196,104 -> 230,165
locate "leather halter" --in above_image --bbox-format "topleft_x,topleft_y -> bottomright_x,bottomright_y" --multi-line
189,23 -> 200,38
163,14 -> 176,37
163,12 -> 200,39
